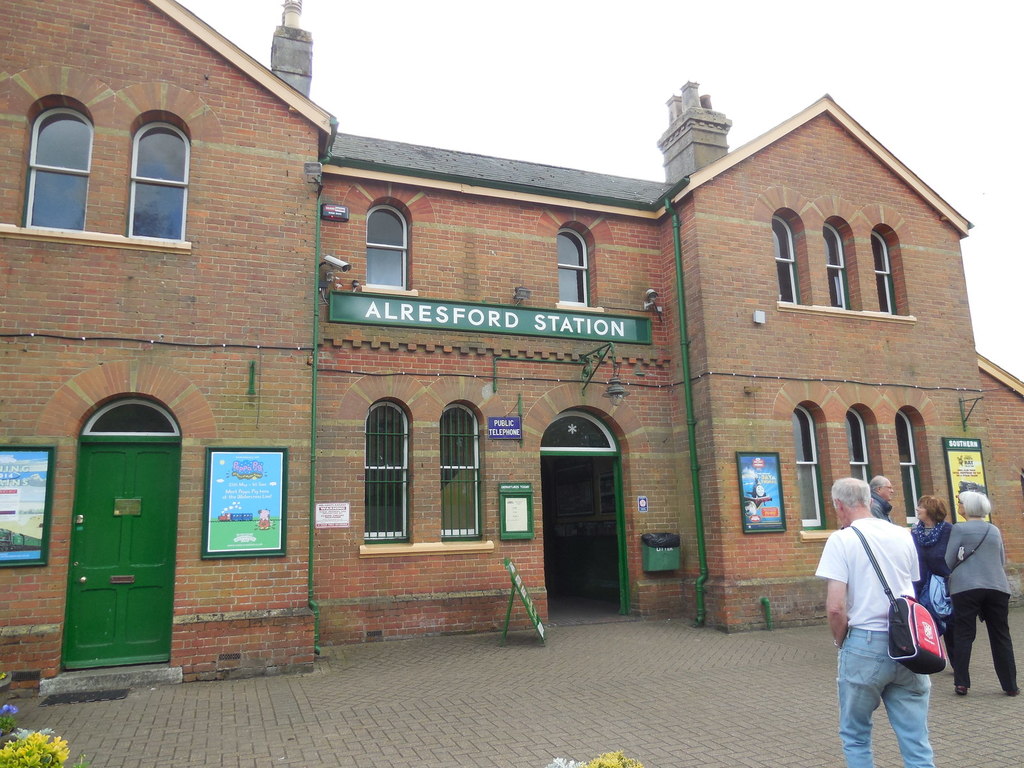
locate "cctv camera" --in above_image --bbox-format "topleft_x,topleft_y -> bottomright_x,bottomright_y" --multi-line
323,255 -> 351,272
644,288 -> 659,300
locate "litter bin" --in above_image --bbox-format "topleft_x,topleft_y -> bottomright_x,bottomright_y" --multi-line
641,532 -> 680,571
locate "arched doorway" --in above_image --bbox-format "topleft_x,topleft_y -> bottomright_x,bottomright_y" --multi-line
63,399 -> 182,669
540,410 -> 628,616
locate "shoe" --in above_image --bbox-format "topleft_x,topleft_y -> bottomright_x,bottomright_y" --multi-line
955,685 -> 969,696
1006,689 -> 1020,697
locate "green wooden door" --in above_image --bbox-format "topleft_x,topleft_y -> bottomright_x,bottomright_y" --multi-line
64,440 -> 180,668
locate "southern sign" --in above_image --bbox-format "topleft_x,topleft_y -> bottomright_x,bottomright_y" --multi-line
329,293 -> 652,344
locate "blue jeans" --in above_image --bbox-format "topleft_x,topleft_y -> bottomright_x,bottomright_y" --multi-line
838,628 -> 935,768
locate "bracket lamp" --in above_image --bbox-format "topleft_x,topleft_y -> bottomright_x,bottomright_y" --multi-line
602,364 -> 628,405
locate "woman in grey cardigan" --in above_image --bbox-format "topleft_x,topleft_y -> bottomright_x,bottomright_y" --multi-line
945,490 -> 1019,696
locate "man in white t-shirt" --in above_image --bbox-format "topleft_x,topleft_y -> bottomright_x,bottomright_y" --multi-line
815,477 -> 935,768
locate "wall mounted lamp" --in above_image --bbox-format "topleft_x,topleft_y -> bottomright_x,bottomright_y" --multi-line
602,363 -> 628,405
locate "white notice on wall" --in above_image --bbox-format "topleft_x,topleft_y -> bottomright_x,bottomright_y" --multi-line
315,502 -> 350,528
504,496 -> 528,533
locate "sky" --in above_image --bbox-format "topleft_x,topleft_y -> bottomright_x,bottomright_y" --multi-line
178,0 -> 1021,378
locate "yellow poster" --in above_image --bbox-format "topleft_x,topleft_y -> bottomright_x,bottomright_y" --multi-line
943,438 -> 987,521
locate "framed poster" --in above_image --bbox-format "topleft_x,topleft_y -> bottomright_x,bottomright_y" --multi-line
942,437 -> 988,521
0,447 -> 54,567
203,448 -> 287,558
499,482 -> 534,540
736,452 -> 786,533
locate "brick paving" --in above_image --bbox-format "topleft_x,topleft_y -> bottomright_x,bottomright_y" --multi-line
7,609 -> 1024,767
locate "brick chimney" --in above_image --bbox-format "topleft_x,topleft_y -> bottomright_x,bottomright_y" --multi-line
657,82 -> 732,183
271,1 -> 313,96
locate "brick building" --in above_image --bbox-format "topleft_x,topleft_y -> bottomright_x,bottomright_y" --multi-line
2,0 -> 1020,690
0,0 -> 331,686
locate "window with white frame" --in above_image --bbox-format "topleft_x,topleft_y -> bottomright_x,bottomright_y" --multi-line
872,231 -> 895,314
845,410 -> 869,482
366,206 -> 408,288
130,123 -> 189,240
557,230 -> 588,305
440,404 -> 480,539
823,224 -> 848,309
27,109 -> 93,230
772,216 -> 798,302
896,410 -> 920,522
792,406 -> 823,527
364,402 -> 408,541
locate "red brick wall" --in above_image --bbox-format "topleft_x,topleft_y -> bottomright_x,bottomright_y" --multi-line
0,0 -> 320,684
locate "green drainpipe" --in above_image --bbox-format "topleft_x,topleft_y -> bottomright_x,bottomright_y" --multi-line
664,195 -> 709,627
307,119 -> 337,655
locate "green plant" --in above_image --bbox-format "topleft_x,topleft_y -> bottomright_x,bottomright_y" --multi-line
0,706 -> 17,735
0,730 -> 71,767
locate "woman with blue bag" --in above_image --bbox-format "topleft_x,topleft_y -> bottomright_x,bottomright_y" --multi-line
912,495 -> 954,660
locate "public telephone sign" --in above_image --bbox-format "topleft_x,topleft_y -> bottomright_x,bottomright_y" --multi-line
488,417 -> 522,439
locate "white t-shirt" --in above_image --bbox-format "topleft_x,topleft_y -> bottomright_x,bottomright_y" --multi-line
815,517 -> 919,632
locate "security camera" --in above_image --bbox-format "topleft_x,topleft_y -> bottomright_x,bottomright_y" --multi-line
643,288 -> 661,312
323,255 -> 351,272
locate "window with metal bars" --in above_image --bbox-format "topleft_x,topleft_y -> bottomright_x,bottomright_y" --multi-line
364,402 -> 408,541
440,404 -> 480,539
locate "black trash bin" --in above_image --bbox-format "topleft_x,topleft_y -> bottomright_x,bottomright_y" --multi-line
641,532 -> 680,571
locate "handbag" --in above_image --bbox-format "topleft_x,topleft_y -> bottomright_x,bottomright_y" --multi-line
851,526 -> 947,674
927,573 -> 952,619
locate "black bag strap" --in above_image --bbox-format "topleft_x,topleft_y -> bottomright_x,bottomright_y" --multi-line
949,523 -> 992,572
850,526 -> 899,611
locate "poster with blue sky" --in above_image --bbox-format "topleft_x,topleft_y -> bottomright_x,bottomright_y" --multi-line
0,448 -> 53,565
203,449 -> 286,557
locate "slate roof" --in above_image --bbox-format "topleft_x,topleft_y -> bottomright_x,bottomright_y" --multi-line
329,133 -> 673,208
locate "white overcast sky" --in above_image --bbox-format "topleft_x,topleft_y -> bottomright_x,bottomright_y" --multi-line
179,0 -> 1021,379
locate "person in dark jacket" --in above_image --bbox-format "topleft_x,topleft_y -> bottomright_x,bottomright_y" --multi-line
945,490 -> 1019,697
869,476 -> 895,522
911,495 -> 954,661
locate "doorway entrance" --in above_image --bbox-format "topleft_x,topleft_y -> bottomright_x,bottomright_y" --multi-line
540,411 -> 628,616
63,399 -> 181,669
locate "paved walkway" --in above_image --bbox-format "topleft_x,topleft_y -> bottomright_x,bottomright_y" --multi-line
7,609 -> 1024,767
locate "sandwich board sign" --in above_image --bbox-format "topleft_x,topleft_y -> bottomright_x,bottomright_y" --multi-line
501,558 -> 545,645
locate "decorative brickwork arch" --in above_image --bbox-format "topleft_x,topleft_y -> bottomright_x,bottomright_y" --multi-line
525,382 -> 645,453
333,375 -> 426,423
36,361 -> 216,438
1,66 -> 117,123
752,186 -> 815,223
116,82 -> 222,143
857,203 -> 910,243
770,381 -> 834,421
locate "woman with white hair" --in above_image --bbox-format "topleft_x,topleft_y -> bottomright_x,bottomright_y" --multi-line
944,490 -> 1019,697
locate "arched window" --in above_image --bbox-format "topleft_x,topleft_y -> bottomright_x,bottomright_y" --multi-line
557,230 -> 588,305
823,224 -> 848,309
366,206 -> 408,288
872,230 -> 895,314
773,216 -> 799,303
83,398 -> 179,436
130,123 -> 189,240
896,410 -> 920,522
364,402 -> 408,541
27,109 -> 93,230
845,410 -> 869,482
440,404 -> 480,539
792,406 -> 823,527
